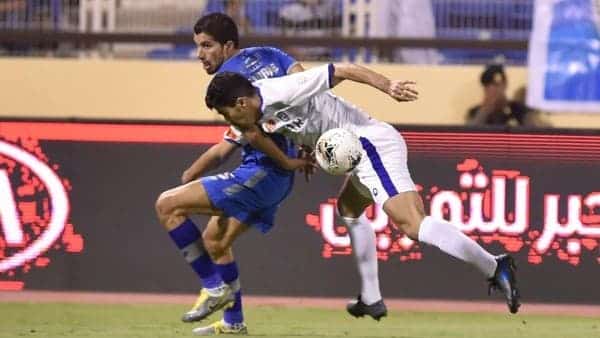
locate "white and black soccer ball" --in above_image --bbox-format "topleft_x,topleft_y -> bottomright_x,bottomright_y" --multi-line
315,128 -> 363,175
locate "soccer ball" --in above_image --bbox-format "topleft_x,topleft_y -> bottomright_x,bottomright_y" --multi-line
315,128 -> 363,175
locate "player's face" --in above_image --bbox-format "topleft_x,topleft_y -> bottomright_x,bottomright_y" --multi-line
194,33 -> 226,75
216,96 -> 261,130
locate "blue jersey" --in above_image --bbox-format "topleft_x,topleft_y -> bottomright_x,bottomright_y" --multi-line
201,47 -> 298,233
216,47 -> 298,171
218,46 -> 297,81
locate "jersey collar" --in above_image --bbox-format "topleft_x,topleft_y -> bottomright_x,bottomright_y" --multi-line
216,49 -> 243,73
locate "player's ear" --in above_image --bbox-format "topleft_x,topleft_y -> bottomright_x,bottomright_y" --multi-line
223,40 -> 236,54
236,97 -> 247,108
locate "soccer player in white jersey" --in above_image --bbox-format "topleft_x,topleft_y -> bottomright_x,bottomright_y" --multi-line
204,63 -> 521,314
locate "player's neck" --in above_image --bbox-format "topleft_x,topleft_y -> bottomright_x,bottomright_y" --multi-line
224,48 -> 241,61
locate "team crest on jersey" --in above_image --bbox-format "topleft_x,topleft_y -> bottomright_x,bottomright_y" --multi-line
275,111 -> 291,122
243,54 -> 260,72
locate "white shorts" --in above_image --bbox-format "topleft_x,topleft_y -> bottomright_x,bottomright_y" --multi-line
350,121 -> 416,205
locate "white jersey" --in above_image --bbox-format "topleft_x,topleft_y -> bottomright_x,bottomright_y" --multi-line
253,64 -> 374,147
252,64 -> 416,204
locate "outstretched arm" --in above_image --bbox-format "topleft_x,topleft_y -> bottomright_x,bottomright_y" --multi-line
330,63 -> 419,102
229,63 -> 416,173
181,140 -> 238,184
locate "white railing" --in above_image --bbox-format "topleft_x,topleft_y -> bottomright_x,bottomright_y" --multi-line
0,0 -> 534,64
79,0 -> 115,33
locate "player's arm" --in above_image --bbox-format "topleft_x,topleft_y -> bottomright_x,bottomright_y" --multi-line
252,64 -> 333,109
181,140 -> 238,184
267,49 -> 312,174
257,63 -> 416,110
267,46 -> 304,74
239,124 -> 310,171
330,63 -> 419,102
220,113 -> 309,172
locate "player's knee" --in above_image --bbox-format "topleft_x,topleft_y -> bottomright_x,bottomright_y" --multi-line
337,198 -> 367,219
383,194 -> 426,240
202,233 -> 226,258
389,207 -> 425,240
203,239 -> 218,257
206,241 -> 225,260
395,222 -> 420,240
155,193 -> 175,224
337,201 -> 353,218
155,194 -> 167,216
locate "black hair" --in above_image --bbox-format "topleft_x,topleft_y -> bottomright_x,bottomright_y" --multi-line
205,72 -> 256,109
480,64 -> 506,86
194,13 -> 239,48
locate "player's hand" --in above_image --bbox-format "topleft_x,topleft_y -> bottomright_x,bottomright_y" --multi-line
298,145 -> 317,182
285,158 -> 315,172
389,80 -> 418,102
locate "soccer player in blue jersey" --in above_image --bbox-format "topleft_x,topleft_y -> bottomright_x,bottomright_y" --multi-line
155,13 -> 307,336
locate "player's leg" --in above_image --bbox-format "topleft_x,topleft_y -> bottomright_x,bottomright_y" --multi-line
382,192 -> 520,313
155,181 -> 237,323
383,191 -> 498,275
155,180 -> 222,230
190,167 -> 291,333
202,215 -> 248,262
356,122 -> 519,313
182,215 -> 249,324
155,181 -> 224,298
194,192 -> 285,335
337,176 -> 386,321
193,216 -> 249,335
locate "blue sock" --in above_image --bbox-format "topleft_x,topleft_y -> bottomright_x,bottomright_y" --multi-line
215,261 -> 244,324
168,219 -> 223,289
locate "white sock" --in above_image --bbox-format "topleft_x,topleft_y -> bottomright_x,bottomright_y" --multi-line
342,213 -> 382,305
418,216 -> 497,278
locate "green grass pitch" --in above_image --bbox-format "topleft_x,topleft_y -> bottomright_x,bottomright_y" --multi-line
0,302 -> 598,337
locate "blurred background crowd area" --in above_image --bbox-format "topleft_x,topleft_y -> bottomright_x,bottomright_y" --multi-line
0,0 -> 534,65
1,0 -> 599,128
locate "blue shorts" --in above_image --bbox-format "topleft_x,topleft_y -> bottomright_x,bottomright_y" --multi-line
200,166 -> 294,233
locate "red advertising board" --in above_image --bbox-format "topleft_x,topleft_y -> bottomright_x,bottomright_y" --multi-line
0,121 -> 598,303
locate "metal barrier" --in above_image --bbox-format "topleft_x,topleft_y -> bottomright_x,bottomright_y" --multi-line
0,0 -> 75,30
0,0 -> 533,64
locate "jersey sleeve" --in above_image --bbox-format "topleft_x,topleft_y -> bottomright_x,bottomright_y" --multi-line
223,126 -> 247,146
255,63 -> 334,110
266,47 -> 298,74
